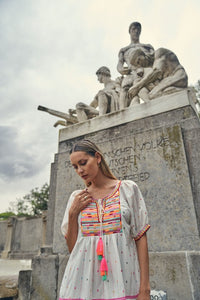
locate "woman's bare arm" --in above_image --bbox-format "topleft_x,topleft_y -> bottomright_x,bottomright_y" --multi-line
135,233 -> 150,299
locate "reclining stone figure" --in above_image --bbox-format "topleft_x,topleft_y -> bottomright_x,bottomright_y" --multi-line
128,47 -> 188,102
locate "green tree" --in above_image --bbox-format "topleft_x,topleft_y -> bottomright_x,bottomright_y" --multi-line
0,211 -> 16,220
8,183 -> 49,217
27,182 -> 49,215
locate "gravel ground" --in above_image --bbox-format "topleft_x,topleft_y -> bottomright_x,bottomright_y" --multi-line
0,259 -> 31,298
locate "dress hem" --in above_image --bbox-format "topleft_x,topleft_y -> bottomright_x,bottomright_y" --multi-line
59,295 -> 139,300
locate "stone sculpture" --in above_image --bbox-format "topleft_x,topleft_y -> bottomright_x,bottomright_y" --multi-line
117,21 -> 155,108
37,105 -> 78,127
38,67 -> 121,126
38,21 -> 189,127
128,47 -> 188,101
76,66 -> 121,122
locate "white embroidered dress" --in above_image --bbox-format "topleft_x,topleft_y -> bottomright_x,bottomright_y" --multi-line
59,180 -> 150,300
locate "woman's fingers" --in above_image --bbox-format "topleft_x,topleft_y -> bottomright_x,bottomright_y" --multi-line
78,190 -> 92,200
73,190 -> 92,211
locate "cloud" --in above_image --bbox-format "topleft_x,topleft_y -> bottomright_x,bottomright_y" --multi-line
0,126 -> 40,180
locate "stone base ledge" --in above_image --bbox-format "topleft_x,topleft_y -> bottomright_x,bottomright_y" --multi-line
9,251 -> 40,260
149,251 -> 200,300
28,251 -> 199,300
59,89 -> 198,142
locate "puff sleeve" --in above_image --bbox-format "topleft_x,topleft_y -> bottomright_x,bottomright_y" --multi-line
61,190 -> 81,237
120,180 -> 150,240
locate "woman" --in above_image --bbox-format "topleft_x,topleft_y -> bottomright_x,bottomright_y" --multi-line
59,140 -> 151,300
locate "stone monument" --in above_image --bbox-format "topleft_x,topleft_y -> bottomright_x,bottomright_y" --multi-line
28,22 -> 200,300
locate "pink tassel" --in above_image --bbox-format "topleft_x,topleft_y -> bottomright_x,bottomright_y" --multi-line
100,256 -> 108,281
96,237 -> 104,261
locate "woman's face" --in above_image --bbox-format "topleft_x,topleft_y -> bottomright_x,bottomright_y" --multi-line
70,151 -> 101,184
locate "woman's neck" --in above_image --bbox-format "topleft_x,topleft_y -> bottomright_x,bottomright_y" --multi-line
88,177 -> 119,200
90,172 -> 114,188
88,172 -> 117,192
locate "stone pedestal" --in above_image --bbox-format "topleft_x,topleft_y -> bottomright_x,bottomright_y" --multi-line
149,251 -> 200,299
18,270 -> 32,300
32,89 -> 200,300
31,254 -> 59,300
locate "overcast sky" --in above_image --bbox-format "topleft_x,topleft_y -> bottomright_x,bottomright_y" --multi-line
0,0 -> 200,213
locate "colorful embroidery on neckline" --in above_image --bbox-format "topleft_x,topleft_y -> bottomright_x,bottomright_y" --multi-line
92,180 -> 121,201
81,181 -> 122,236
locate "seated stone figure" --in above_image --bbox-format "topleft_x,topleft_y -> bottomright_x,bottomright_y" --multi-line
117,21 -> 155,109
38,67 -> 121,127
76,66 -> 121,122
128,47 -> 188,102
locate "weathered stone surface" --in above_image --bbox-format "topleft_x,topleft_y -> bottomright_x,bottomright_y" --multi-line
1,218 -> 15,259
18,270 -> 32,300
30,255 -> 58,300
183,127 -> 200,234
149,251 -> 200,300
0,220 -> 7,254
45,160 -> 58,246
0,215 -> 47,259
186,251 -> 200,298
9,217 -> 43,259
0,258 -> 31,277
59,89 -> 196,142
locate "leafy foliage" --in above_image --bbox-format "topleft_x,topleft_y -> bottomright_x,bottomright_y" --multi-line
0,211 -> 16,220
8,183 -> 49,217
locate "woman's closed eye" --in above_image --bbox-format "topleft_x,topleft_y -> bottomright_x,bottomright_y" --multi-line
72,160 -> 87,169
79,160 -> 87,166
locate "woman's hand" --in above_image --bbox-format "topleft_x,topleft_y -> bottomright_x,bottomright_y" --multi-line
135,234 -> 150,300
69,189 -> 92,217
66,190 -> 92,252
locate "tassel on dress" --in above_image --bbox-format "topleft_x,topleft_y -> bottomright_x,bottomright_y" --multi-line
100,256 -> 108,281
96,237 -> 108,280
96,237 -> 104,261
96,199 -> 108,281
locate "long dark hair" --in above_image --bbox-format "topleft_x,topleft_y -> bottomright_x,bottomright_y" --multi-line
70,139 -> 117,180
